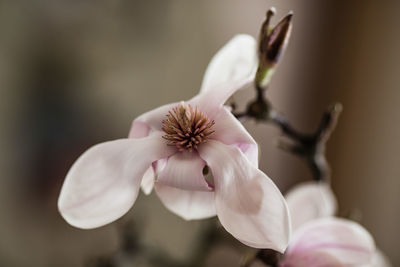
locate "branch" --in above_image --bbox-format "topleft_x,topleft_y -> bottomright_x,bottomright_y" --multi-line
270,103 -> 342,182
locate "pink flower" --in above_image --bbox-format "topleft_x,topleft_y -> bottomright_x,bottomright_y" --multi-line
281,182 -> 385,267
58,35 -> 290,252
280,217 -> 376,267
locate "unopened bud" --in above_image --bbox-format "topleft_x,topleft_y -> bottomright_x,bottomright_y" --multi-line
256,9 -> 293,88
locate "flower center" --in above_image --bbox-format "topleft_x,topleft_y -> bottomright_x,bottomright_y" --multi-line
162,104 -> 215,152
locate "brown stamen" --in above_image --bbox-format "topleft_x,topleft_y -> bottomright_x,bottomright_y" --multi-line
162,104 -> 215,152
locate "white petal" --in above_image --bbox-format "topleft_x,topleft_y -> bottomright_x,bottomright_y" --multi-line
128,120 -> 151,138
157,151 -> 212,191
285,181 -> 337,232
200,34 -> 257,94
130,106 -> 177,195
286,218 -> 376,266
140,167 -> 155,195
190,80 -> 253,117
58,132 -> 176,229
128,102 -> 179,137
370,249 -> 392,267
210,106 -> 258,167
189,35 -> 257,114
198,140 -> 290,252
140,158 -> 169,195
155,183 -> 216,220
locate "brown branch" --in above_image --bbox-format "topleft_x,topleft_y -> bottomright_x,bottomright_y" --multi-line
270,103 -> 342,182
234,97 -> 342,183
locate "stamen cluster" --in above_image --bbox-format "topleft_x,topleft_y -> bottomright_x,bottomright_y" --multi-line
162,104 -> 215,152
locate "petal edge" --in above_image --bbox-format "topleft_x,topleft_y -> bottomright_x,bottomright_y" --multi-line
198,140 -> 290,251
58,133 -> 176,229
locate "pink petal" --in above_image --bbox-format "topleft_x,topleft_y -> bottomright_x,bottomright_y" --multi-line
285,218 -> 376,266
198,140 -> 290,252
128,102 -> 179,137
189,35 -> 257,114
157,151 -> 212,191
210,106 -> 258,167
200,34 -> 257,95
128,121 -> 151,139
190,80 -> 253,117
155,183 -> 216,220
140,167 -> 155,195
280,250 -> 343,267
140,158 -> 168,195
285,181 -> 337,232
58,132 -> 176,229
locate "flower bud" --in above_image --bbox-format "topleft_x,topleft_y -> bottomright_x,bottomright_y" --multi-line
256,9 -> 293,88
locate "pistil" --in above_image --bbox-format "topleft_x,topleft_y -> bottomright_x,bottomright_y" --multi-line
162,104 -> 215,152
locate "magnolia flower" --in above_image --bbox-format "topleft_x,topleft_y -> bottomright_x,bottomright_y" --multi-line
280,217 -> 376,267
281,182 -> 390,267
58,35 -> 290,251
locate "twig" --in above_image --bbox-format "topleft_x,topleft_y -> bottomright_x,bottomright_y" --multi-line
234,91 -> 342,183
270,103 -> 342,182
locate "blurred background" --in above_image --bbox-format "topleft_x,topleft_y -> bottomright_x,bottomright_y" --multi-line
0,0 -> 399,266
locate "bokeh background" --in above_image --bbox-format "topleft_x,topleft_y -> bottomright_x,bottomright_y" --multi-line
0,0 -> 399,266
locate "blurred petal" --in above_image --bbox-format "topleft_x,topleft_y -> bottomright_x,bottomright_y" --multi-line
155,183 -> 216,220
157,151 -> 211,191
280,250 -> 343,267
141,167 -> 155,195
210,107 -> 258,167
286,218 -> 375,266
200,34 -> 257,94
370,249 -> 392,267
58,132 -> 176,229
285,181 -> 337,232
128,102 -> 179,137
198,140 -> 290,252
